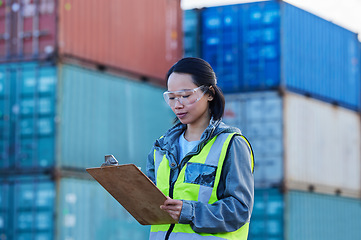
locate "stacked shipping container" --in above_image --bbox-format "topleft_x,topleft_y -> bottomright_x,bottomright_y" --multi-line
1,0 -> 182,239
0,0 -> 183,82
0,175 -> 151,240
58,0 -> 182,82
0,62 -> 57,172
0,62 -> 173,172
0,0 -> 57,61
185,1 -> 361,110
184,1 -> 361,239
222,91 -> 361,239
251,189 -> 361,240
223,91 -> 361,197
0,63 -> 175,239
183,9 -> 201,58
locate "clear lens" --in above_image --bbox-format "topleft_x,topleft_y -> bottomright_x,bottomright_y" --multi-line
163,86 -> 208,107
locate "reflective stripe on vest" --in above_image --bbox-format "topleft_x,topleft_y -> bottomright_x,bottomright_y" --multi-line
150,133 -> 253,240
150,224 -> 249,240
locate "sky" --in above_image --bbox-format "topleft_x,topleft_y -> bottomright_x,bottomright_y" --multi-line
181,0 -> 361,40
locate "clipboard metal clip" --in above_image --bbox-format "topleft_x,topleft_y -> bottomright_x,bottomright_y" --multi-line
101,154 -> 119,167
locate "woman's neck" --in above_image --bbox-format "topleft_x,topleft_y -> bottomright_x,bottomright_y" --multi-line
184,116 -> 211,141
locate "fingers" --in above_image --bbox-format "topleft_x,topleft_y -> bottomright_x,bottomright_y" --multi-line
160,197 -> 183,221
161,197 -> 182,210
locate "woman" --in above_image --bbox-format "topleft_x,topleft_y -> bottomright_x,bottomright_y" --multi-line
146,57 -> 254,240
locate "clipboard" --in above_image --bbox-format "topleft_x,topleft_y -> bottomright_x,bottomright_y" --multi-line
86,164 -> 177,225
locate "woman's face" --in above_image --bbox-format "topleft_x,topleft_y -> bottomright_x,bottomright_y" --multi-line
166,72 -> 212,126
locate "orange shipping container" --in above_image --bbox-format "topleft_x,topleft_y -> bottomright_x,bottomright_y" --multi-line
58,0 -> 183,84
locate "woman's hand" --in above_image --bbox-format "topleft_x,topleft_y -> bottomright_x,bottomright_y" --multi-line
160,196 -> 183,221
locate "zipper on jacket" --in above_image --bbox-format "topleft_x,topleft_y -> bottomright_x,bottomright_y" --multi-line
164,163 -> 179,240
164,224 -> 175,240
164,181 -> 175,240
161,125 -> 219,240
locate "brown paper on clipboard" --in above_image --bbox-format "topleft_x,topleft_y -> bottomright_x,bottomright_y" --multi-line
86,164 -> 177,225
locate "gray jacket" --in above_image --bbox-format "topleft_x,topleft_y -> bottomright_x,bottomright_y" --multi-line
146,118 -> 254,234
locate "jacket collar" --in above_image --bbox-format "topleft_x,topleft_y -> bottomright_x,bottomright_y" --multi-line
155,118 -> 241,153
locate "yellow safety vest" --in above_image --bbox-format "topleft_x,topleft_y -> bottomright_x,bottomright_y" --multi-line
150,132 -> 254,240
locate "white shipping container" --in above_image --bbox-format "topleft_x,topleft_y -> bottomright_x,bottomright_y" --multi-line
284,93 -> 361,196
224,91 -> 361,197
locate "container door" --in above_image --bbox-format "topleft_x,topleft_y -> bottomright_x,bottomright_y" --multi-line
0,64 -> 11,168
0,0 -> 12,59
242,1 -> 280,91
0,62 -> 56,171
0,175 -> 55,240
0,0 -> 56,61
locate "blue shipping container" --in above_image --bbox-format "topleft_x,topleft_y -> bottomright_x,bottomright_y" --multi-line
249,189 -> 361,240
183,9 -> 201,57
0,175 -> 150,240
250,189 -> 284,240
199,1 -> 361,110
0,62 -> 57,170
0,175 -> 55,240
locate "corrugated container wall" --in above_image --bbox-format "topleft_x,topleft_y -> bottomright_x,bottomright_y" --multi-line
58,0 -> 183,83
183,9 -> 201,58
0,61 -> 174,172
0,62 -> 57,171
199,1 -> 361,110
0,175 -> 150,240
250,189 -> 284,240
249,189 -> 361,240
224,91 -> 361,197
0,0 -> 57,61
224,91 -> 283,188
57,64 -> 174,170
283,92 -> 361,196
281,3 -> 361,111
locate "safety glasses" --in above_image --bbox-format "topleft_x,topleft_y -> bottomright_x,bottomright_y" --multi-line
163,86 -> 209,107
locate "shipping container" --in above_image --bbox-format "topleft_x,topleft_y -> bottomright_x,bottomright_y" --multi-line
198,1 -> 361,110
0,0 -> 57,61
57,64 -> 174,170
58,0 -> 183,82
250,188 -> 284,240
249,189 -> 361,240
224,91 -> 361,197
0,61 -> 57,171
183,9 -> 201,57
0,174 -> 150,240
0,61 -> 174,172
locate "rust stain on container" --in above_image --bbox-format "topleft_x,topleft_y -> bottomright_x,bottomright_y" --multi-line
58,0 -> 183,84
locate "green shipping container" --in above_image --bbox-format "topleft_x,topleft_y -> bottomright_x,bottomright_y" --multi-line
0,174 -> 150,240
57,64 -> 173,170
0,62 -> 174,172
250,189 -> 361,240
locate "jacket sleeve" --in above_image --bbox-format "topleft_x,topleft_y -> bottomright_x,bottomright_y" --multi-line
178,135 -> 254,233
146,146 -> 156,185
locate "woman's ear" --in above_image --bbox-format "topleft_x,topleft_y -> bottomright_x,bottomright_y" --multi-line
208,86 -> 215,101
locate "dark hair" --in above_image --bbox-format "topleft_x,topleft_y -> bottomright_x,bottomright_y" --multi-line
166,57 -> 225,120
